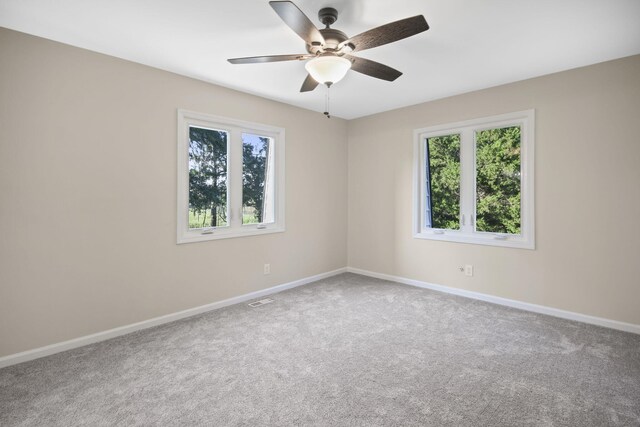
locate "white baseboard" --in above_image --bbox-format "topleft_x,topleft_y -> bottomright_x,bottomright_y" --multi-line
4,265 -> 637,369
0,267 -> 347,369
347,267 -> 640,335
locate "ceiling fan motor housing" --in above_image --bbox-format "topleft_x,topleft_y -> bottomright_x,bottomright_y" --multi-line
307,28 -> 348,54
304,7 -> 349,54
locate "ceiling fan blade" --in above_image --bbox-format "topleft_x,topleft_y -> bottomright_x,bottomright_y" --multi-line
269,1 -> 325,46
300,74 -> 319,92
345,55 -> 402,81
345,15 -> 429,53
228,54 -> 314,64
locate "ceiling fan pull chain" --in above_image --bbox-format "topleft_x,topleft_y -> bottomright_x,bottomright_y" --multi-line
324,84 -> 331,119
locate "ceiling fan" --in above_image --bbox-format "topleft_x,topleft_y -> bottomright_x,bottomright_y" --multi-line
227,1 -> 429,92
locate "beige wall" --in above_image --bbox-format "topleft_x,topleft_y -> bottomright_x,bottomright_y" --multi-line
2,27 -> 639,359
0,28 -> 348,357
348,55 -> 640,325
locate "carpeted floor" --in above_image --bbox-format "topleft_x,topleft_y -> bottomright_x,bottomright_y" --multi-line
1,273 -> 639,426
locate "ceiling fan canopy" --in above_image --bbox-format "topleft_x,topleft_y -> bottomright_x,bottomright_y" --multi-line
228,1 -> 429,92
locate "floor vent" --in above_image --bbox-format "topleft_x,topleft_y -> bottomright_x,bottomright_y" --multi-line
248,298 -> 275,308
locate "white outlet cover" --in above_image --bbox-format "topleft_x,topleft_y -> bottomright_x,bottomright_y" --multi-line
465,265 -> 473,276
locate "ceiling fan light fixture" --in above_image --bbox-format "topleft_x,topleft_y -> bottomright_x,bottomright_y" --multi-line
305,56 -> 351,85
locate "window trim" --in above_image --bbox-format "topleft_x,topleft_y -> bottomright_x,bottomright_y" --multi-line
177,110 -> 285,244
413,110 -> 535,249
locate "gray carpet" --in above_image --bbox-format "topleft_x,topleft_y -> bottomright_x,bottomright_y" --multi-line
1,273 -> 639,426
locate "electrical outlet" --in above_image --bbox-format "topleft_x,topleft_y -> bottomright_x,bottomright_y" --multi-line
464,264 -> 473,277
263,263 -> 270,275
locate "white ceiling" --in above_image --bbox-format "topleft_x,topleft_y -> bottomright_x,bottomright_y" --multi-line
2,0 -> 639,119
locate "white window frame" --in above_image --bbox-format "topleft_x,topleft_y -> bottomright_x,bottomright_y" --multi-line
413,110 -> 535,249
177,110 -> 285,244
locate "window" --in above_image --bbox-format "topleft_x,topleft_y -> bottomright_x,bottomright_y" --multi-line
413,110 -> 534,249
177,110 -> 285,243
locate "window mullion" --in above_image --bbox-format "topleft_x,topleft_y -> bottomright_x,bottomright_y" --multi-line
229,128 -> 243,229
459,128 -> 475,233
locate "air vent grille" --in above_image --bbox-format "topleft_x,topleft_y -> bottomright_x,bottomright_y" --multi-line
248,298 -> 275,308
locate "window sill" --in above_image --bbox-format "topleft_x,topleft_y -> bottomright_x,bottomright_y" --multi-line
177,225 -> 285,244
414,230 -> 534,250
